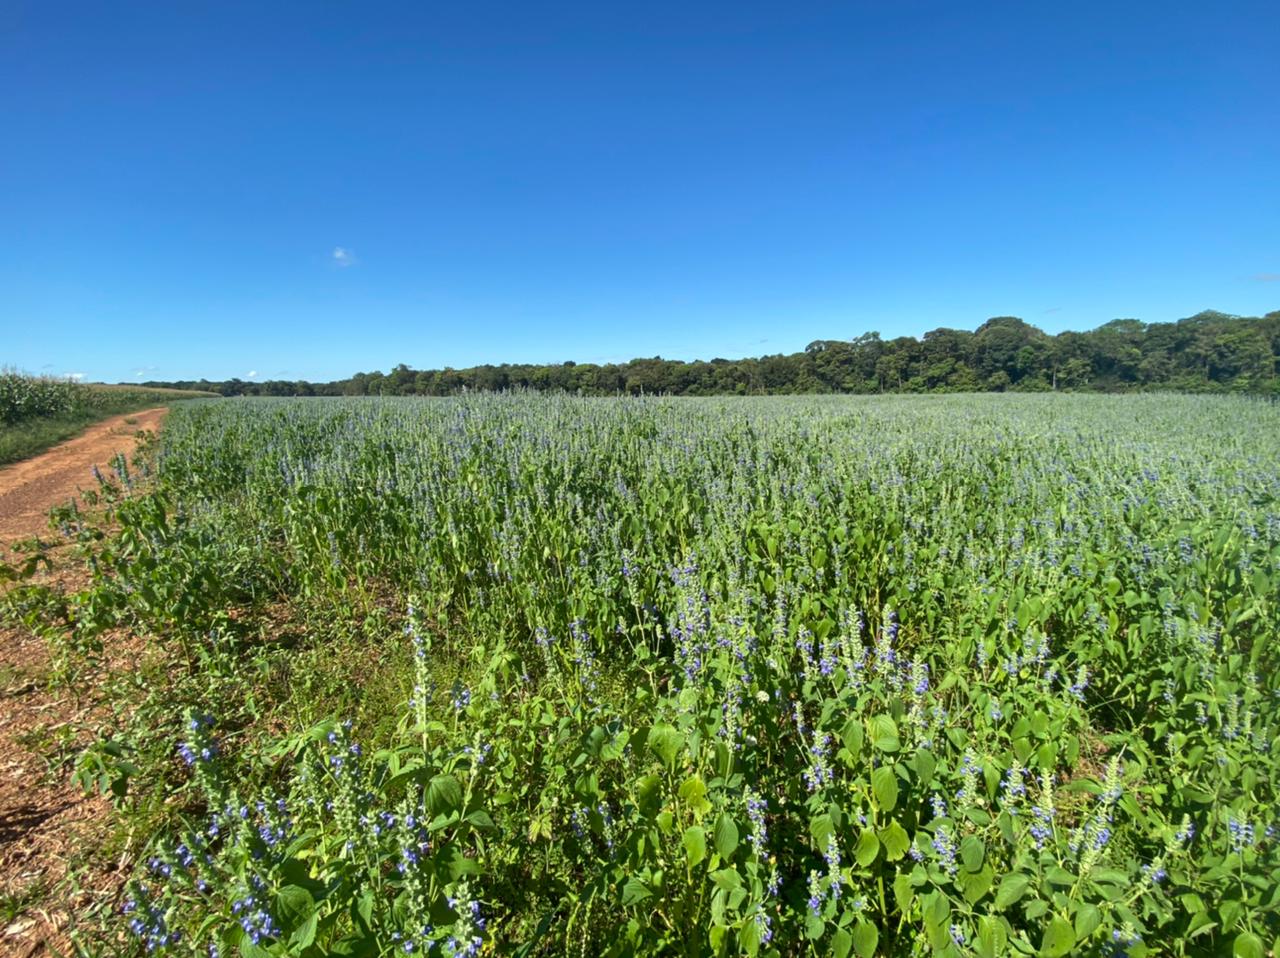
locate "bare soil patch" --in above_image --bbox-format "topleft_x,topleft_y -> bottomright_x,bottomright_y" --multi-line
0,408 -> 167,545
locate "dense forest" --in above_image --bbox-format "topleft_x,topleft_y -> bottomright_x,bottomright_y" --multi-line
140,309 -> 1280,397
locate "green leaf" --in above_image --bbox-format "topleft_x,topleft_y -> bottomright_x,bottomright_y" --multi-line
1233,931 -> 1264,958
855,829 -> 881,867
621,878 -> 652,906
683,826 -> 707,868
353,888 -> 375,931
711,868 -> 742,891
1040,917 -> 1075,957
913,748 -> 937,785
976,916 -> 1007,958
291,912 -> 318,950
275,885 -> 315,928
871,765 -> 900,812
740,908 -> 762,957
713,813 -> 740,859
960,835 -> 985,871
647,723 -> 684,768
870,714 -> 900,751
841,718 -> 864,761
439,843 -> 480,880
893,873 -> 915,913
678,775 -> 710,815
426,774 -> 463,817
240,940 -> 274,958
879,819 -> 910,861
994,872 -> 1030,910
960,866 -> 994,905
852,920 -> 879,958
1074,903 -> 1101,940
635,774 -> 663,818
810,812 -> 835,849
832,927 -> 853,958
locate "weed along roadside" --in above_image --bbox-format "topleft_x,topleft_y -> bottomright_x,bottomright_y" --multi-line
2,393 -> 1277,956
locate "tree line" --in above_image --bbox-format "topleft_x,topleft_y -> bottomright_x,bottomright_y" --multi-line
139,309 -> 1279,398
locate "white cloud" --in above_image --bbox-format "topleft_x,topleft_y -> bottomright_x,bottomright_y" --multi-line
332,246 -> 356,268
247,370 -> 259,379
65,372 -> 86,381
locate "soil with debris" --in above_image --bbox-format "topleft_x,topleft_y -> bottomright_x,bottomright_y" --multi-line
0,408 -> 168,544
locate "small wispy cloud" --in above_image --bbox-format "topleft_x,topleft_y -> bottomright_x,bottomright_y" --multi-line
1042,306 -> 1063,314
247,370 -> 259,379
1254,272 -> 1280,282
133,365 -> 158,379
332,246 -> 356,268
65,372 -> 86,382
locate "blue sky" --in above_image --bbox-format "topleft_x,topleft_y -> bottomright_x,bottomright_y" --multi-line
3,1 -> 1278,383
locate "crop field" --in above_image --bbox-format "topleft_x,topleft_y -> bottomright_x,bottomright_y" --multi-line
16,393 -> 1279,957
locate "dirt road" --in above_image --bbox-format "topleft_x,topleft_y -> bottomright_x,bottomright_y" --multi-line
0,408 -> 168,544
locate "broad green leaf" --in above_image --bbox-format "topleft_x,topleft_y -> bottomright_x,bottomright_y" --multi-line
832,927 -> 853,958
713,813 -> 740,859
960,835 -> 985,871
1074,903 -> 1101,940
1233,931 -> 1264,958
852,920 -> 879,958
710,868 -> 742,892
913,748 -> 937,784
855,829 -> 880,867
683,826 -> 707,868
871,765 -> 899,811
810,812 -> 835,848
275,885 -> 315,927
426,774 -> 463,817
961,866 -> 995,905
678,775 -> 710,815
647,723 -> 684,768
893,873 -> 915,912
1040,917 -> 1075,957
879,819 -> 910,861
622,878 -> 652,906
870,714 -> 900,751
635,774 -> 663,818
994,873 -> 1030,910
841,718 -> 864,760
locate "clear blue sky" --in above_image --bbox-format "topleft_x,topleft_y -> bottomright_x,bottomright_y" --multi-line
4,1 -> 1278,383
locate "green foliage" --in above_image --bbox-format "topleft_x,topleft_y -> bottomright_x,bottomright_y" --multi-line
0,370 -> 214,464
0,369 -> 83,423
26,393 -> 1280,956
136,309 -> 1280,397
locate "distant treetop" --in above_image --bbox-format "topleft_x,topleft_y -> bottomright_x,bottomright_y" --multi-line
136,309 -> 1280,398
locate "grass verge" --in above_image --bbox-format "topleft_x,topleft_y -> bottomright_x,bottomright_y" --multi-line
0,405 -> 154,466
0,387 -> 213,466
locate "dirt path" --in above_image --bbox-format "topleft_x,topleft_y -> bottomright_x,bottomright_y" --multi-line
1,410 -> 166,956
0,408 -> 168,544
